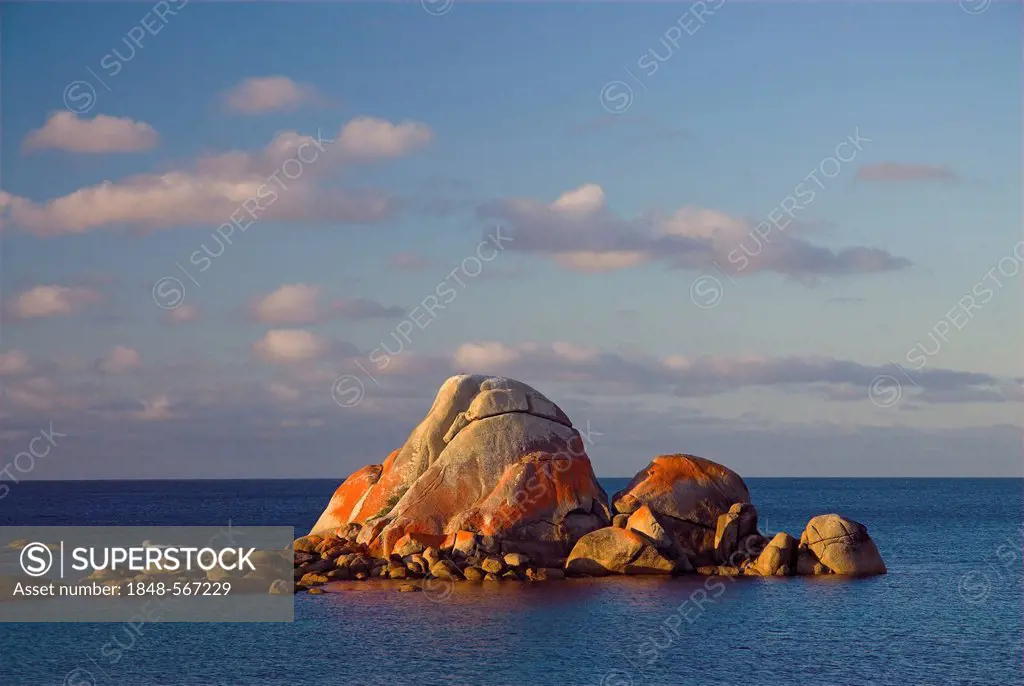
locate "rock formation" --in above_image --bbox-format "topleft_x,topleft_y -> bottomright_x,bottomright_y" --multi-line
611,454 -> 751,566
310,375 -> 609,567
300,375 -> 886,592
799,514 -> 887,576
565,527 -> 676,576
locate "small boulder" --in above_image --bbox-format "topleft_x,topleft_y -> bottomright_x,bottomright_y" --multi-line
268,579 -> 292,595
398,583 -> 420,592
307,587 -> 325,595
463,566 -> 486,582
626,506 -> 674,554
565,527 -> 675,576
298,559 -> 334,575
299,573 -> 328,586
388,566 -> 408,580
481,557 -> 504,575
483,573 -> 500,582
800,514 -> 886,576
747,532 -> 797,576
393,533 -> 431,557
293,536 -> 322,554
430,559 -> 463,581
503,552 -> 530,568
450,531 -> 478,558
423,547 -> 443,568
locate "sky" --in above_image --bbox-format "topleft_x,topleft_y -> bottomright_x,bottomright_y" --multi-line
0,1 -> 1021,479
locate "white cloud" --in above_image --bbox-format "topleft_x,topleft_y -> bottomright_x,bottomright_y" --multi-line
252,329 -> 326,363
252,284 -> 320,324
335,117 -> 434,161
7,286 -> 102,319
97,346 -> 141,374
551,183 -> 606,215
24,112 -> 158,153
0,350 -> 32,376
452,342 -> 523,370
222,76 -> 320,114
1,116 -> 432,236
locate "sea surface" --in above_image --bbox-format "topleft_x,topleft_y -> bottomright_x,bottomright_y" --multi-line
0,478 -> 1020,686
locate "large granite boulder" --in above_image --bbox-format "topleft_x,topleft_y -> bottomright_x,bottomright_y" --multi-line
799,514 -> 886,576
310,375 -> 610,567
612,454 -> 750,564
565,527 -> 675,576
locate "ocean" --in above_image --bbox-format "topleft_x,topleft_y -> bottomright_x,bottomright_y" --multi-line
0,478 -> 1020,686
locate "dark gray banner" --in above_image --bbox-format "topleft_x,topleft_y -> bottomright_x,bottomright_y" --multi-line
0,526 -> 294,622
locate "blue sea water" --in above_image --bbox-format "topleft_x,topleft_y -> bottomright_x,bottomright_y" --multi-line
0,478 -> 1020,686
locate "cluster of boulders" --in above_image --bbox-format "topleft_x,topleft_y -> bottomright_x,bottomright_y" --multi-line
564,453 -> 886,577
568,488 -> 886,578
300,374 -> 886,594
293,524 -> 563,593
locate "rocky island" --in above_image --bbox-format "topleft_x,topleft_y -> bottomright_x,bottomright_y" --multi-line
295,375 -> 886,591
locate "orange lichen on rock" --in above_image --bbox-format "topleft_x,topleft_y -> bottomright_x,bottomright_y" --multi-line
308,463 -> 383,534
613,453 -> 749,520
611,453 -> 750,563
468,447 -> 606,537
348,450 -> 409,523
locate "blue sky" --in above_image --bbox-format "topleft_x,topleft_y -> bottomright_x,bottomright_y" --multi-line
1,1 -> 1020,479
